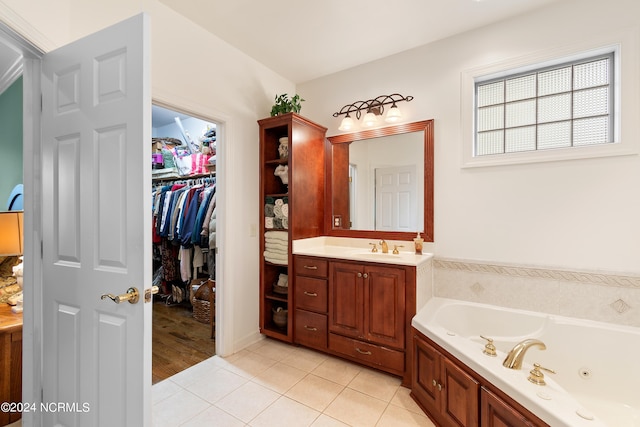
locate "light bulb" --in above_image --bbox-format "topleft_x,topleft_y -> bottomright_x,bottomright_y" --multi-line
385,105 -> 402,123
362,111 -> 378,127
338,116 -> 354,131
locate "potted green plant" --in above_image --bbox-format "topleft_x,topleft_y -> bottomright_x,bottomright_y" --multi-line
270,93 -> 305,116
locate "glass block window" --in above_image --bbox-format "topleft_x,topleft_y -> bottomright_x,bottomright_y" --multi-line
475,53 -> 614,157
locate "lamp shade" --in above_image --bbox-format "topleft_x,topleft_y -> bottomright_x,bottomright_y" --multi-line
0,211 -> 23,256
385,105 -> 402,123
338,116 -> 354,131
362,111 -> 378,127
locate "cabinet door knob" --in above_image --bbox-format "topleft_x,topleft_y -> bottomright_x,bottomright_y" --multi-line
437,383 -> 442,391
363,273 -> 368,279
357,272 -> 362,278
432,379 -> 437,387
303,291 -> 318,297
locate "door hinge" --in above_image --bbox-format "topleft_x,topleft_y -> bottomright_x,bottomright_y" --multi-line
41,240 -> 43,258
40,94 -> 43,112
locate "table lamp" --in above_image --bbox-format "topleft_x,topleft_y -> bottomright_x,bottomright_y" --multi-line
0,211 -> 23,311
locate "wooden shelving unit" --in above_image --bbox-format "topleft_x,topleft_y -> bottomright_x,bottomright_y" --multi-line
258,113 -> 327,342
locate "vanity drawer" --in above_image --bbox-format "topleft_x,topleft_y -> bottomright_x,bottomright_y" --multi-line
295,309 -> 327,350
294,256 -> 328,278
295,276 -> 327,312
329,333 -> 404,376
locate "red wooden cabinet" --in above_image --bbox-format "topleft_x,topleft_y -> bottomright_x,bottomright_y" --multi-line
258,114 -> 326,342
412,328 -> 548,427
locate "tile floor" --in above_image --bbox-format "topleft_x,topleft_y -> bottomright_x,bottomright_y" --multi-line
152,338 -> 435,427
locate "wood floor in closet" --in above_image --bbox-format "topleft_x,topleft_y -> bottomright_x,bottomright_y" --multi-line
152,300 -> 215,384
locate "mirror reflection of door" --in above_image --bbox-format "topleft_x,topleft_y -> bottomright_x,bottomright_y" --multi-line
348,164 -> 356,229
375,165 -> 417,231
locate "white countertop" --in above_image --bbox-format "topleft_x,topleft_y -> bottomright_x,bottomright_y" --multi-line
292,236 -> 433,266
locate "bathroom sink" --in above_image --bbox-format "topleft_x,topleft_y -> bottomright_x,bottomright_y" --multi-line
345,249 -> 422,264
291,237 -> 433,267
351,251 -> 405,260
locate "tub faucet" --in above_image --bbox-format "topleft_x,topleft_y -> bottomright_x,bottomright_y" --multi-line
502,339 -> 546,370
379,240 -> 389,253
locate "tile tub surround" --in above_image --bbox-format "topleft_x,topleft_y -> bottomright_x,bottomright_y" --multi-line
433,258 -> 640,327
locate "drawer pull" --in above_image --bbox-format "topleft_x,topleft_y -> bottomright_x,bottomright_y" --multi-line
304,325 -> 318,331
303,265 -> 318,270
303,291 -> 318,297
355,347 -> 372,356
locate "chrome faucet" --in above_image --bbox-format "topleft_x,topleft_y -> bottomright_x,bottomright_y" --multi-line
502,339 -> 546,370
379,240 -> 389,253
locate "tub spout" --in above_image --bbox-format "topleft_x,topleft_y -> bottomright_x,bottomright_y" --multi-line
502,339 -> 546,370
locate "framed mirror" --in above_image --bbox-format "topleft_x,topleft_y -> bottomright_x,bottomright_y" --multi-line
325,119 -> 434,242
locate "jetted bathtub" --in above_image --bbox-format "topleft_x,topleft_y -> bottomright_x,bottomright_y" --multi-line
412,297 -> 640,427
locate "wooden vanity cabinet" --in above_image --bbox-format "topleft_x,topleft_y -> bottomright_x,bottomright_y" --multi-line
328,260 -> 411,380
294,255 -> 329,350
329,261 -> 405,349
412,328 -> 548,427
292,256 -> 416,384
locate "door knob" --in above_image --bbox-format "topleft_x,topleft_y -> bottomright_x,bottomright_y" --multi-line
144,285 -> 159,303
101,287 -> 139,304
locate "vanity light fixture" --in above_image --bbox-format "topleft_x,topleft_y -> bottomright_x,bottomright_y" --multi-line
334,93 -> 413,131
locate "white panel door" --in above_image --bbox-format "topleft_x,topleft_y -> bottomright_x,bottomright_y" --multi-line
41,14 -> 151,427
375,165 -> 417,231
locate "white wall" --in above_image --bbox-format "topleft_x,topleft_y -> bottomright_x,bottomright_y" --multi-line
5,0 -> 640,350
299,0 -> 640,276
1,0 -> 296,354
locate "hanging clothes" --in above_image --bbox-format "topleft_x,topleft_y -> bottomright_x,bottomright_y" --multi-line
151,178 -> 217,291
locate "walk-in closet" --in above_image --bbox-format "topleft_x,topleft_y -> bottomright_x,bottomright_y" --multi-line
151,105 -> 218,383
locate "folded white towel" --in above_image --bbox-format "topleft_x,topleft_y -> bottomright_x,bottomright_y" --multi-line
265,241 -> 288,252
265,230 -> 288,241
265,247 -> 288,257
264,251 -> 288,265
273,204 -> 283,218
281,204 -> 289,218
265,217 -> 274,229
275,198 -> 284,207
264,236 -> 289,246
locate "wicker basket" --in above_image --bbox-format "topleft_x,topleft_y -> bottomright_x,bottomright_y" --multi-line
192,279 -> 215,324
193,299 -> 211,324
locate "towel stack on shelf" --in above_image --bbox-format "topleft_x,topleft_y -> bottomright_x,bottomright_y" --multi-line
264,230 -> 288,265
265,196 -> 289,230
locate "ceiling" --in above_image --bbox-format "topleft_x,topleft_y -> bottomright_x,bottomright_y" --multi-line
159,0 -> 564,84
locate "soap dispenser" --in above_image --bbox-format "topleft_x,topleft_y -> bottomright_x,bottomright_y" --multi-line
414,232 -> 424,255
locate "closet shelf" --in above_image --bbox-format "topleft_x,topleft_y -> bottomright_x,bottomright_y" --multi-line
152,171 -> 215,183
264,159 -> 288,166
